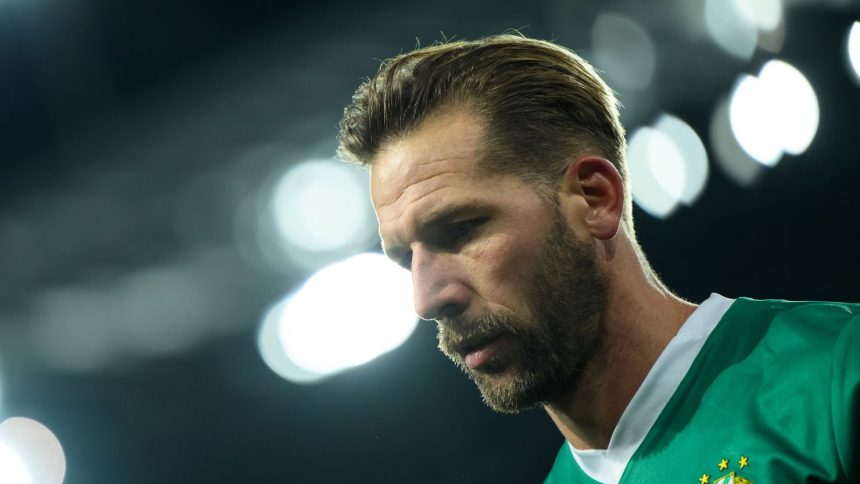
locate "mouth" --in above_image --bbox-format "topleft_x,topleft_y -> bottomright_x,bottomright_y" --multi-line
453,332 -> 508,370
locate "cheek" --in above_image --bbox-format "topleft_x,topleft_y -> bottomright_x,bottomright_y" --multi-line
470,232 -> 546,305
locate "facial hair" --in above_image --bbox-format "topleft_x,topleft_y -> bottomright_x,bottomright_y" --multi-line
437,204 -> 608,413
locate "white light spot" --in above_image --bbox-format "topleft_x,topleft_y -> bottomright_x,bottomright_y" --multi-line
648,134 -> 686,202
0,417 -> 65,484
628,127 -> 686,218
733,0 -> 782,32
592,13 -> 657,91
258,300 -> 328,384
729,60 -> 819,166
270,160 -> 376,255
729,74 -> 783,165
847,22 -> 860,83
0,442 -> 32,484
760,61 -> 818,155
258,253 -> 418,382
705,0 -> 757,59
629,114 -> 710,218
756,16 -> 786,54
710,97 -> 764,187
654,114 -> 709,205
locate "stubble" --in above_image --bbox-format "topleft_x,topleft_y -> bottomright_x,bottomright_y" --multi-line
437,204 -> 608,413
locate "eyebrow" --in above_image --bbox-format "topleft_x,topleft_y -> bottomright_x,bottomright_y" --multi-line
417,202 -> 487,233
382,201 -> 492,264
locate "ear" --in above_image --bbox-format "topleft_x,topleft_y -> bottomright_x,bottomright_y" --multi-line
559,156 -> 624,240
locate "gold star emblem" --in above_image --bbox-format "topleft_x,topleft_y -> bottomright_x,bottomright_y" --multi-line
699,473 -> 710,484
739,455 -> 749,469
718,458 -> 729,471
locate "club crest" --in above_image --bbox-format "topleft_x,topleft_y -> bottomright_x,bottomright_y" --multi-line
697,455 -> 752,484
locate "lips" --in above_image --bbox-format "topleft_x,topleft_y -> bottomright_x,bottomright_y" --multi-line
454,332 -> 507,370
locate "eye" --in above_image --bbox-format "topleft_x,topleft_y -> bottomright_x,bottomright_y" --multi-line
443,217 -> 487,248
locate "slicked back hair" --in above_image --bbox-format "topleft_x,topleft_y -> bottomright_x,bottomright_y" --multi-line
337,34 -> 632,232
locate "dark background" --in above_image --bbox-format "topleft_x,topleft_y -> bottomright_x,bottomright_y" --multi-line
0,1 -> 858,483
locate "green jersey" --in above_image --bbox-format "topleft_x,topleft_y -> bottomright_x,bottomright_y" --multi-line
545,296 -> 860,483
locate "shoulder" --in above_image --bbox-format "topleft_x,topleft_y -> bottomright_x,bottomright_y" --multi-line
719,297 -> 860,348
628,297 -> 860,482
712,297 -> 860,384
714,297 -> 860,480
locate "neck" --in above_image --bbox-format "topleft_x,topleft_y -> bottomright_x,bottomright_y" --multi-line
544,234 -> 696,450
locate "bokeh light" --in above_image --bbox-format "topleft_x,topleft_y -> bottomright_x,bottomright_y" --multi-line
654,114 -> 709,205
629,127 -> 686,218
264,159 -> 377,268
704,0 -> 758,59
259,252 -> 418,383
591,13 -> 656,91
0,417 -> 65,484
259,301 -> 328,384
710,97 -> 764,187
729,60 -> 819,166
0,1 -> 857,482
0,442 -> 32,484
734,0 -> 782,32
115,267 -> 210,356
705,0 -> 785,58
848,21 -> 860,83
28,249 -> 250,372
628,114 -> 709,218
30,286 -> 119,371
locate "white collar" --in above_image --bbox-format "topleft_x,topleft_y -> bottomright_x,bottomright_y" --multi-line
568,293 -> 735,484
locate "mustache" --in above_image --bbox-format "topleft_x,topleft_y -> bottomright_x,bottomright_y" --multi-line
436,312 -> 524,350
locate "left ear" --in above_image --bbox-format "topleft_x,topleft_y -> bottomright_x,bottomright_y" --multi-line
559,156 -> 624,240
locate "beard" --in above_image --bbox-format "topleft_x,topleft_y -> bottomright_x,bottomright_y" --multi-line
437,204 -> 608,414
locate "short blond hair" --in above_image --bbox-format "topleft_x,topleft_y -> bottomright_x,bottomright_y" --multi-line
337,34 -> 632,231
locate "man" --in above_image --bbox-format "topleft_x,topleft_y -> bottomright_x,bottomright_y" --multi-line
336,34 -> 859,483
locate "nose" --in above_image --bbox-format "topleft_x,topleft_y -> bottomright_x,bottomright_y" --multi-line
410,244 -> 471,321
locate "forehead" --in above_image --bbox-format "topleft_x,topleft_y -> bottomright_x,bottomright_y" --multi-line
370,109 -> 490,226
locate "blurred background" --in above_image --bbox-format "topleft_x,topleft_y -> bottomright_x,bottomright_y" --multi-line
0,0 -> 858,482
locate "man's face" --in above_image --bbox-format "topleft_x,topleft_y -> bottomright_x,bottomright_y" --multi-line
371,109 -> 607,413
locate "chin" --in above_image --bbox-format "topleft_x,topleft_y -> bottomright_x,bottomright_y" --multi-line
473,367 -> 558,414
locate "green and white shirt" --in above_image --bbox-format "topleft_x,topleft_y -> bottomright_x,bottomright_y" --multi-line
544,294 -> 860,483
